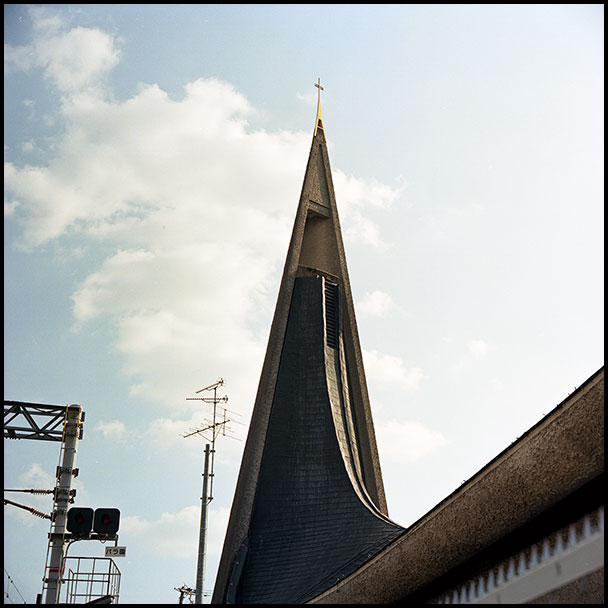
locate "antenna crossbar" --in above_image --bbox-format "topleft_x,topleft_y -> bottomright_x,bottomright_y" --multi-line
187,396 -> 228,404
195,378 -> 224,394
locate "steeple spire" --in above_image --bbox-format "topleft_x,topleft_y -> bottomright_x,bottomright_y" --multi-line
314,77 -> 324,135
211,88 -> 404,604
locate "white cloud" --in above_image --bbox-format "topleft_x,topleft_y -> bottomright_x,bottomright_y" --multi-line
5,77 -> 302,248
376,420 -> 448,464
5,75 -> 302,406
29,6 -> 64,35
41,26 -> 119,92
121,504 -> 230,558
4,198 -> 19,217
333,171 -> 403,251
94,420 -> 130,441
121,505 -> 199,557
363,349 -> 426,391
21,140 -> 38,153
4,6 -> 119,93
295,90 -> 316,105
356,290 -> 405,319
144,416 -> 196,451
4,12 -> 402,417
20,463 -> 55,488
449,337 -> 490,373
468,339 -> 488,359
334,172 -> 401,212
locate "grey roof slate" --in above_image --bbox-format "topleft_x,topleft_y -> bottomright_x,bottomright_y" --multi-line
230,276 -> 404,604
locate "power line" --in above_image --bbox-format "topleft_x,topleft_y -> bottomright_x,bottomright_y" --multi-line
4,567 -> 27,604
3,497 -> 52,520
4,488 -> 54,494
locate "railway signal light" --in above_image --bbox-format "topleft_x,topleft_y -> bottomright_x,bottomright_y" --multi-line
93,508 -> 120,536
66,507 -> 94,536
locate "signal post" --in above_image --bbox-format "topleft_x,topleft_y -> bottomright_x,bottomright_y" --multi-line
44,404 -> 83,604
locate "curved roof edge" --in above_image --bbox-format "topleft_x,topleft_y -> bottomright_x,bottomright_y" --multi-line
308,366 -> 604,604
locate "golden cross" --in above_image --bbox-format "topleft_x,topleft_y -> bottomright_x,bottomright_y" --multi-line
315,78 -> 324,96
315,78 -> 324,110
314,78 -> 324,135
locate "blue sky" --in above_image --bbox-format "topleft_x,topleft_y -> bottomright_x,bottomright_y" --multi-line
4,4 -> 603,604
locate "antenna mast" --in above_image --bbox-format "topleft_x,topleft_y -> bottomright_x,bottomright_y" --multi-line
182,379 -> 242,604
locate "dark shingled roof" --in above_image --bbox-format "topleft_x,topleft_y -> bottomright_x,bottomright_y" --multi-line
232,276 -> 404,603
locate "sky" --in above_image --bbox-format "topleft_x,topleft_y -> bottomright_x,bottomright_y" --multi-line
3,4 -> 604,604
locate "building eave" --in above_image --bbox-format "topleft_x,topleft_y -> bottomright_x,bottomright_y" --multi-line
308,366 -> 604,604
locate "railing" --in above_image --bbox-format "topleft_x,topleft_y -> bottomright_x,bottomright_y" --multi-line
61,556 -> 121,604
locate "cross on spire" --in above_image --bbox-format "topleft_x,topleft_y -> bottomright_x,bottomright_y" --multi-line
314,78 -> 324,135
315,77 -> 324,96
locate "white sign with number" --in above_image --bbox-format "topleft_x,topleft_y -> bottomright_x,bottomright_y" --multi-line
105,546 -> 127,558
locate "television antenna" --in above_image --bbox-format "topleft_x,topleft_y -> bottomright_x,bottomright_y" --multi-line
174,584 -> 195,604
181,379 -> 243,604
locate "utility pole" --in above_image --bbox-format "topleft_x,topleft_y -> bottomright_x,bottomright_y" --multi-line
175,584 -> 195,604
182,379 -> 242,604
4,401 -> 84,604
195,443 -> 211,605
43,404 -> 83,604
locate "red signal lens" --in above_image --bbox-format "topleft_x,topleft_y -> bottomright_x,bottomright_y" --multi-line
93,508 -> 120,535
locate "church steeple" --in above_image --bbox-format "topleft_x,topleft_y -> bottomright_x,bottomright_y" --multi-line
212,84 -> 404,604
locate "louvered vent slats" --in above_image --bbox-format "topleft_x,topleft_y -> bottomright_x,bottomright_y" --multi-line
325,282 -> 339,349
